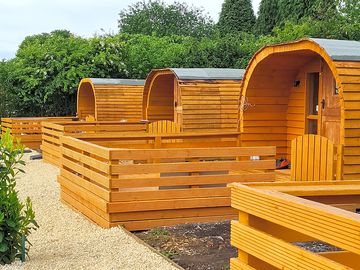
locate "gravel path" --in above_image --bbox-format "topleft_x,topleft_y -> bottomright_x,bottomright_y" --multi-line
3,152 -> 179,270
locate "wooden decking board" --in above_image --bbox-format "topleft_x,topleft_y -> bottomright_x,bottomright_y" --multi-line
230,181 -> 360,270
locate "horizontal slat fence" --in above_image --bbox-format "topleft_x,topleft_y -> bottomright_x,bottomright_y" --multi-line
42,119 -> 242,166
230,182 -> 360,269
41,121 -> 148,166
59,136 -> 276,230
1,117 -> 76,149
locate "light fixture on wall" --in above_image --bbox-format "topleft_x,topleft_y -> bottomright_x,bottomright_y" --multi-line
294,80 -> 301,87
334,79 -> 339,95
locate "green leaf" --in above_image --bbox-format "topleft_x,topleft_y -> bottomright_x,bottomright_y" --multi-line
0,243 -> 8,252
6,220 -> 15,228
0,232 -> 3,242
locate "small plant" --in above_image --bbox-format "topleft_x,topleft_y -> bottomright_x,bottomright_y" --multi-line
149,228 -> 169,236
160,250 -> 178,259
0,130 -> 38,265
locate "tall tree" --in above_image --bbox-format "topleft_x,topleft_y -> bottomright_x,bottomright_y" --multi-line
0,60 -> 11,117
311,0 -> 337,20
255,0 -> 280,35
339,0 -> 360,24
218,0 -> 256,34
118,0 -> 214,38
277,0 -> 310,23
277,0 -> 337,24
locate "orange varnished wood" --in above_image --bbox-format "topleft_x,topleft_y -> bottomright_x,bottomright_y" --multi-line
77,78 -> 144,121
230,181 -> 360,269
240,39 -> 360,179
58,135 -> 276,231
143,69 -> 242,132
1,117 -> 76,149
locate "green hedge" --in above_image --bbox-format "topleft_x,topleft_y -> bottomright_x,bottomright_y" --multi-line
0,12 -> 358,117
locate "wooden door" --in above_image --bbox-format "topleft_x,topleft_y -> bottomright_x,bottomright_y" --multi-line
305,72 -> 320,135
174,80 -> 182,126
319,63 -> 341,144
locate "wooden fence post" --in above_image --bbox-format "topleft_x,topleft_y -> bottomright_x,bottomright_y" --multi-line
238,211 -> 249,264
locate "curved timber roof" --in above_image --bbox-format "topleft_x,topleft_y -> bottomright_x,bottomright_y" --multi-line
240,37 -> 360,179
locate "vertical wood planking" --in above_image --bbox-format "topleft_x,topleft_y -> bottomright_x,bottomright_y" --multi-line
291,139 -> 297,180
295,136 -> 303,181
326,141 -> 334,180
313,135 -> 322,180
308,135 -> 315,181
301,135 -> 309,180
237,211 -> 249,264
320,137 -> 328,180
336,145 -> 343,180
291,134 -> 337,181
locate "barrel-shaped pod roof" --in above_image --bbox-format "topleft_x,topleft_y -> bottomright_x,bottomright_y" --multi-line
143,68 -> 245,131
77,78 -> 145,121
240,38 -> 360,178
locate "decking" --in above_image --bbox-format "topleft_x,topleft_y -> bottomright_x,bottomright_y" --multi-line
58,133 -> 276,230
41,121 -> 148,166
230,181 -> 360,269
1,117 -> 76,149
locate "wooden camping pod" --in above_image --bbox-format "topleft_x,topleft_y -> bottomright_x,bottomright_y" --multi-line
77,78 -> 145,121
239,38 -> 360,180
143,68 -> 244,132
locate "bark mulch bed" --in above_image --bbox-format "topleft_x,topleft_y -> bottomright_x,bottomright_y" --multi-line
135,221 -> 236,270
134,220 -> 341,270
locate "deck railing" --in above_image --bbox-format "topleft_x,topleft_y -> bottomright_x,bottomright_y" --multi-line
41,121 -> 147,166
1,117 -> 76,149
59,135 -> 276,230
230,181 -> 360,269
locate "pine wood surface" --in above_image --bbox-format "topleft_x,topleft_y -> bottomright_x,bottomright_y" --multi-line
239,39 -> 360,179
230,182 -> 360,269
290,134 -> 343,181
58,135 -> 276,230
143,70 -> 242,132
77,79 -> 144,121
1,117 -> 75,149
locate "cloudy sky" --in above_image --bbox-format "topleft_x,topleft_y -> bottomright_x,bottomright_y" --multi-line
0,0 -> 261,60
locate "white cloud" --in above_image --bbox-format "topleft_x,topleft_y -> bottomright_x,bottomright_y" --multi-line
0,0 -> 261,59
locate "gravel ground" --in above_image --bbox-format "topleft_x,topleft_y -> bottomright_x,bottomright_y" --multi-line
2,151 -> 179,270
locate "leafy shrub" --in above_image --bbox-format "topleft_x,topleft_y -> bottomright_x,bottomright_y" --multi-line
1,0 -> 358,118
118,0 -> 215,38
122,34 -> 191,78
0,130 -> 38,264
4,30 -> 131,117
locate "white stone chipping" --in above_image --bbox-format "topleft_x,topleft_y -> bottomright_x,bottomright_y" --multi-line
2,152 -> 178,270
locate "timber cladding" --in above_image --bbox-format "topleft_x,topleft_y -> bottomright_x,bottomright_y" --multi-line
143,68 -> 244,132
77,78 -> 145,122
239,38 -> 360,180
1,117 -> 76,149
230,181 -> 360,269
58,135 -> 276,231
